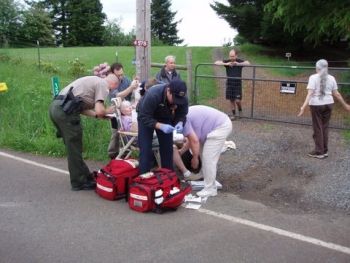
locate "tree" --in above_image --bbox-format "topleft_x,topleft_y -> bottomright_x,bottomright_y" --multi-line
265,0 -> 350,45
102,18 -> 135,46
0,0 -> 22,47
38,0 -> 106,46
37,0 -> 69,46
65,0 -> 105,46
20,3 -> 55,46
210,0 -> 266,44
151,0 -> 183,46
211,0 -> 349,48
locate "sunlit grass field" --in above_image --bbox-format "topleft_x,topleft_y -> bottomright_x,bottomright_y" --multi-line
0,46 -> 215,160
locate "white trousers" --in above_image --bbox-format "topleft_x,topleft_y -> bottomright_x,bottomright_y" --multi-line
200,117 -> 232,191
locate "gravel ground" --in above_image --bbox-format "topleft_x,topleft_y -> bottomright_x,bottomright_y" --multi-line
217,118 -> 350,214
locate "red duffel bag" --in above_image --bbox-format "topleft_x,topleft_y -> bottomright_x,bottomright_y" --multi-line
94,159 -> 139,200
128,168 -> 192,213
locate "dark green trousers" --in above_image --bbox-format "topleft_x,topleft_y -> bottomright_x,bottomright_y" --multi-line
49,100 -> 90,188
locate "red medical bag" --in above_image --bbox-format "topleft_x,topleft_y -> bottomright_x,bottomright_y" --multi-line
128,168 -> 191,213
95,159 -> 139,200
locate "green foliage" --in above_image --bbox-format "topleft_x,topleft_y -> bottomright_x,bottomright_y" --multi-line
0,53 -> 11,62
0,0 -> 23,47
40,61 -> 60,73
210,0 -> 266,44
211,0 -> 349,48
68,58 -> 86,78
151,0 -> 183,46
37,0 -> 106,47
65,0 -> 106,46
20,3 -> 55,46
102,19 -> 135,46
265,0 -> 350,46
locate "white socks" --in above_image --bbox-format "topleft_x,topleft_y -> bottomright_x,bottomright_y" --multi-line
183,170 -> 191,177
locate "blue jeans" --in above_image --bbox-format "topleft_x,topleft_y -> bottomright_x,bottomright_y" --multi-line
138,122 -> 173,174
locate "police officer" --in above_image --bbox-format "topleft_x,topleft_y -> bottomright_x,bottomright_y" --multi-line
49,73 -> 119,191
137,80 -> 189,174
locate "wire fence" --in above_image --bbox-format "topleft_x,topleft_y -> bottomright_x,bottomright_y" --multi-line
194,64 -> 350,129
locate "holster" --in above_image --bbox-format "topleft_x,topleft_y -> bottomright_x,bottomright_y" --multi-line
60,86 -> 83,114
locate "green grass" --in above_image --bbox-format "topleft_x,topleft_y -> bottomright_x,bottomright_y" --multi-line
0,46 -> 214,161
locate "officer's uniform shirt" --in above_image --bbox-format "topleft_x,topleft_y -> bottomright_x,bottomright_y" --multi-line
60,76 -> 109,110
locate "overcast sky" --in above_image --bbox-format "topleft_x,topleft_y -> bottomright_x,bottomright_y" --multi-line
100,0 -> 237,46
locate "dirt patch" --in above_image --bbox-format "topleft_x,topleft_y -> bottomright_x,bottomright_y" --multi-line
214,117 -> 350,215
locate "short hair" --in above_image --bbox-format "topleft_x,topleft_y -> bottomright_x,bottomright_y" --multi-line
105,73 -> 119,84
165,55 -> 176,63
110,63 -> 124,72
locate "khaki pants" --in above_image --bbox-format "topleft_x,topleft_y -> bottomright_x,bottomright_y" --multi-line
200,117 -> 232,191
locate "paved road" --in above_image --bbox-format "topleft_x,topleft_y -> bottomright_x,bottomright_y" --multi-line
1,149 -> 349,263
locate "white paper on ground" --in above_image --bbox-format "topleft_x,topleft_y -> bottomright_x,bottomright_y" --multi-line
182,202 -> 202,209
184,194 -> 201,203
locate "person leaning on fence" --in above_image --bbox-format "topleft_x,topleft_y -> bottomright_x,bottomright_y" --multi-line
137,80 -> 189,174
49,73 -> 119,191
155,55 -> 182,84
215,49 -> 250,120
298,59 -> 350,159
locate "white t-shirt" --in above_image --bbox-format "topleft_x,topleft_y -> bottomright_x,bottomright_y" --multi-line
307,73 -> 337,106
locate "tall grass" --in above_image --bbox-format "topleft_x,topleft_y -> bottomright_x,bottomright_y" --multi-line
0,46 -> 214,161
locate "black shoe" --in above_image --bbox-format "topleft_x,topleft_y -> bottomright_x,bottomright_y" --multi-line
71,180 -> 96,191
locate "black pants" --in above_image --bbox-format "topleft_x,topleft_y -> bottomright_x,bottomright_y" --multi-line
138,122 -> 173,174
310,104 -> 333,154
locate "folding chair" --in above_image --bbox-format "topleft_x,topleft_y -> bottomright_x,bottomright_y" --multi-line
111,98 -> 161,167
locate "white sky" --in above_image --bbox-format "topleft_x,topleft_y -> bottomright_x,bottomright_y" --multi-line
101,0 -> 237,46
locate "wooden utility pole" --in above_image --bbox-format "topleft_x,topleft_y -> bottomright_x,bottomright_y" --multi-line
135,0 -> 151,81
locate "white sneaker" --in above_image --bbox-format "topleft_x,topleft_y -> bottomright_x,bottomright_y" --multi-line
196,188 -> 217,197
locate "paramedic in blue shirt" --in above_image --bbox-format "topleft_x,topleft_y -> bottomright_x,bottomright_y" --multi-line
137,80 -> 189,174
174,105 -> 232,198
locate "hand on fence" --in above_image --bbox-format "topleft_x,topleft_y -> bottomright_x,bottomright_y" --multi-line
174,121 -> 183,133
159,124 -> 175,134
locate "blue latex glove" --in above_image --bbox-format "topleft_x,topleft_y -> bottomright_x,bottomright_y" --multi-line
174,121 -> 183,133
159,124 -> 175,134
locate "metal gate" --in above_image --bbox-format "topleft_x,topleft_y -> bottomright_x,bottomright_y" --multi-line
193,63 -> 350,129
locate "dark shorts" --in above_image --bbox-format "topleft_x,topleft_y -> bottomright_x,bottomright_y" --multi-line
226,81 -> 242,100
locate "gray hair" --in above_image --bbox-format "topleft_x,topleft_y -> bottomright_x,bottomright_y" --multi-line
165,55 -> 176,63
316,59 -> 328,97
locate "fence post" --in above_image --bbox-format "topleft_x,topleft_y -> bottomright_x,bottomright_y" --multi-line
250,66 -> 256,118
186,49 -> 192,103
37,40 -> 41,70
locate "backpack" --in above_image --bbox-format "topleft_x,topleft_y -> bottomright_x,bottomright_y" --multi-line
94,159 -> 139,200
128,168 -> 191,213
